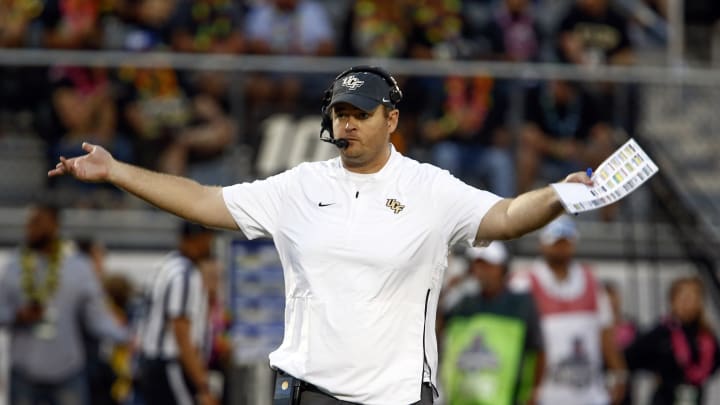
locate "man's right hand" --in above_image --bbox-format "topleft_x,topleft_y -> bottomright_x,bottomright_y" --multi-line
48,142 -> 114,182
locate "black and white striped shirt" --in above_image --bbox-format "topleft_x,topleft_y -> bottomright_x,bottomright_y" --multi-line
139,252 -> 208,360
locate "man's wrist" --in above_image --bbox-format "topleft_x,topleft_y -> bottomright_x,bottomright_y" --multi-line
106,159 -> 122,184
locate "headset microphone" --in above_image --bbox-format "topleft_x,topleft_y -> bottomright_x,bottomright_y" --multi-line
332,138 -> 349,149
319,127 -> 349,149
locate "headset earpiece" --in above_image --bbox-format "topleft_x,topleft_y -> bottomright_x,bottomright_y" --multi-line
320,86 -> 334,137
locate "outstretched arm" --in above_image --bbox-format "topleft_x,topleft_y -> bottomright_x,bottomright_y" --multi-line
48,142 -> 238,230
476,171 -> 592,242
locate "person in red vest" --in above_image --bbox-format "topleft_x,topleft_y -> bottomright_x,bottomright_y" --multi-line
510,215 -> 627,405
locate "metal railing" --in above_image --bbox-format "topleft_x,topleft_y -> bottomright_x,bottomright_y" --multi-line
0,49 -> 719,85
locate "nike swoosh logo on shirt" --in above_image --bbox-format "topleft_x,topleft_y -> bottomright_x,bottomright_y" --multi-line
318,202 -> 335,207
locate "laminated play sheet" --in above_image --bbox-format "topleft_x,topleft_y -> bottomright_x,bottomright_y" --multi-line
551,138 -> 659,214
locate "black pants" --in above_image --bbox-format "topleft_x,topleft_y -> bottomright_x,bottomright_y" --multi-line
139,358 -> 197,405
274,370 -> 433,405
299,384 -> 433,405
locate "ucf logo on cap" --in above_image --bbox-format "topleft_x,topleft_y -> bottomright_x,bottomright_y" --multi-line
341,75 -> 365,90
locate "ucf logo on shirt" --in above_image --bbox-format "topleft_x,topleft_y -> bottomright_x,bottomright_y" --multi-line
385,199 -> 405,214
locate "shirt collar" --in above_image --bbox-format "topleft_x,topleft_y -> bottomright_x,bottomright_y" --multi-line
335,143 -> 401,182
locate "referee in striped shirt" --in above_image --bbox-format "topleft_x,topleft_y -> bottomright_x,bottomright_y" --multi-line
138,222 -> 217,405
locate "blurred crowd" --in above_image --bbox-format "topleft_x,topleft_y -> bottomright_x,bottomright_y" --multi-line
0,0 -> 679,217
439,215 -> 720,405
1,204 -> 232,405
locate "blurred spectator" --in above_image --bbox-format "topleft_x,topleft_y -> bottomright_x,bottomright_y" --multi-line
76,237 -> 108,277
178,72 -> 239,184
87,273 -> 136,405
48,66 -> 118,149
400,0 -> 481,155
48,65 -> 131,158
243,0 -> 335,115
0,0 -> 43,48
420,75 -> 515,197
339,0 -> 410,57
406,0 -> 464,60
557,0 -> 634,66
603,281 -> 637,353
111,0 -> 180,160
116,65 -> 190,168
169,0 -> 244,54
625,276 -> 720,405
137,222 -> 217,405
165,0 -> 242,183
439,252 -> 480,315
109,0 -> 178,50
440,242 -> 544,405
480,0 -> 543,62
0,63 -> 48,135
46,65 -> 133,205
510,215 -> 628,405
341,0 -> 465,60
40,0 -> 111,49
621,0 -> 668,51
0,204 -> 128,405
76,238 -> 136,405
643,0 -> 667,17
555,0 -> 639,137
200,258 -> 232,403
517,80 -> 613,200
244,0 -> 334,56
116,64 -> 236,181
0,1 -> 48,134
604,280 -> 637,405
152,82 -> 237,182
682,1 -> 720,62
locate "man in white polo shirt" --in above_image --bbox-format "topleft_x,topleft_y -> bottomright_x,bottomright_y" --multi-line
49,65 -> 595,405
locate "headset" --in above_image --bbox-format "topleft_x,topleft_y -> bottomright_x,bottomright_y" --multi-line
319,66 -> 403,148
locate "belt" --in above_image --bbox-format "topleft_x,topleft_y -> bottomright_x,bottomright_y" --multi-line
274,369 -> 337,401
274,370 -> 432,403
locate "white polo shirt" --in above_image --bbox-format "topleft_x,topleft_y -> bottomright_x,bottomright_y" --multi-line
223,145 -> 502,404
